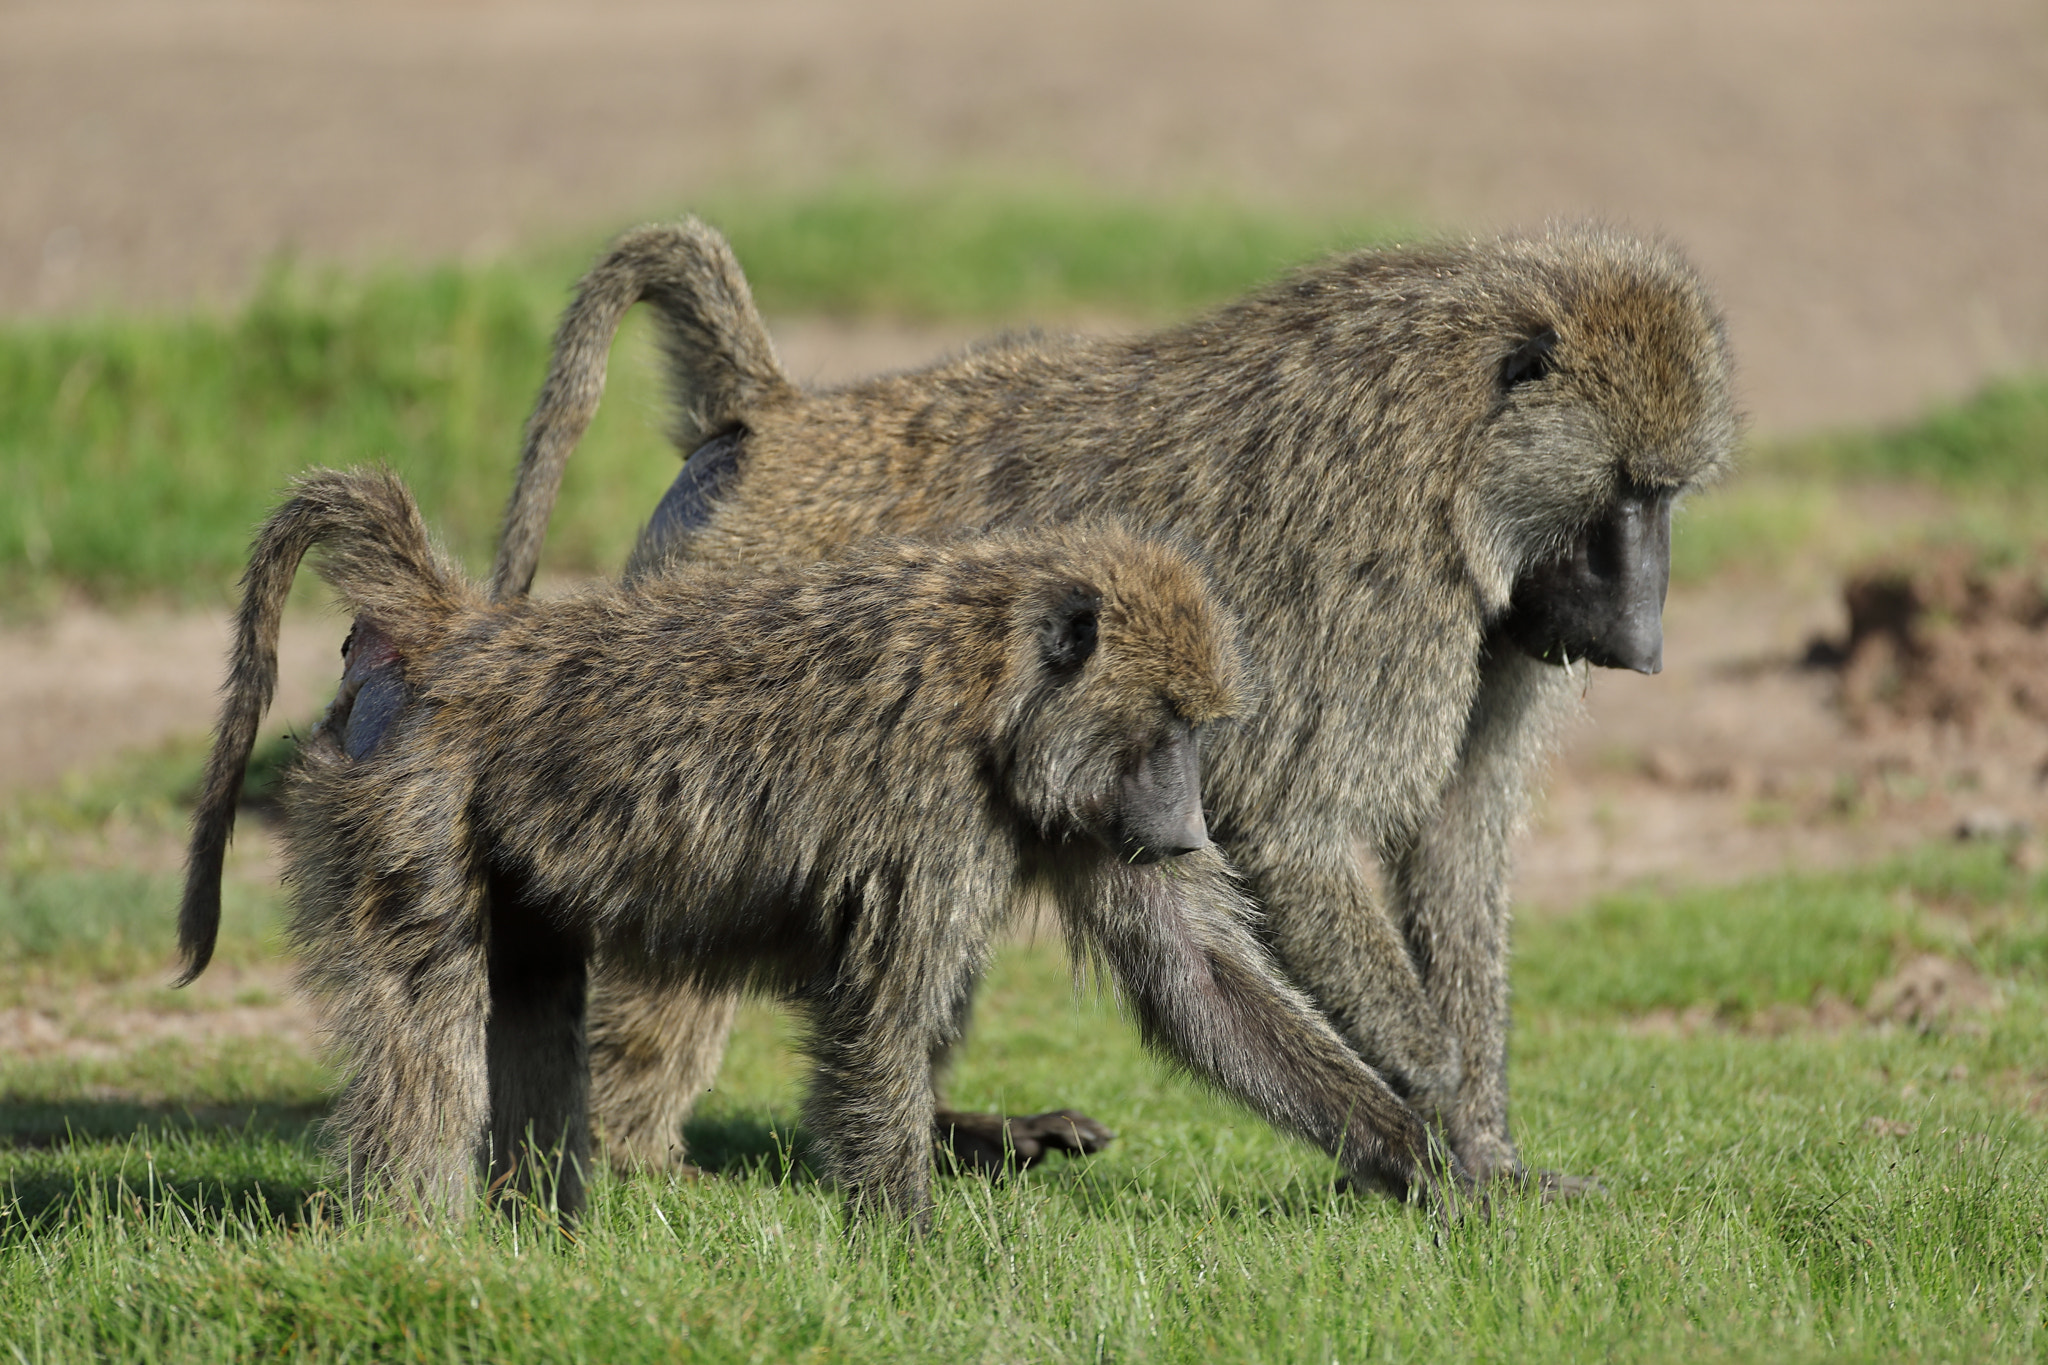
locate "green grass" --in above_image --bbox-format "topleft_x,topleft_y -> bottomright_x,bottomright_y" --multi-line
693,182 -> 1402,320
0,842 -> 2042,1361
1,186 -> 1403,605
1670,376 -> 2048,586
0,261 -> 668,606
1763,376 -> 2048,490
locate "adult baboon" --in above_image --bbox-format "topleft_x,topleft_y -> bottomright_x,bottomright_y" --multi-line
490,219 -> 1739,1190
181,466 -> 1468,1228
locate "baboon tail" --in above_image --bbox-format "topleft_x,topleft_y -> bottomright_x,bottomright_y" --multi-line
178,467 -> 469,985
490,218 -> 795,602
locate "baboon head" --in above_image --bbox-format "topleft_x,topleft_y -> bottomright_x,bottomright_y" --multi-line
999,533 -> 1246,864
1447,231 -> 1739,675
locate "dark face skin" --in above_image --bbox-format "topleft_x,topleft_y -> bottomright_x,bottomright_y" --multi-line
1503,486 -> 1674,675
1110,721 -> 1209,865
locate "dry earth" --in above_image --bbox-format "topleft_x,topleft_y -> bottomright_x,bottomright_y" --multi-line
4,0 -> 2045,1066
4,0 -> 2046,435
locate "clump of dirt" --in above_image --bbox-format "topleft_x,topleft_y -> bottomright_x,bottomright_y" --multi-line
1625,953 -> 2000,1039
1865,953 -> 2002,1030
1815,546 -> 2048,735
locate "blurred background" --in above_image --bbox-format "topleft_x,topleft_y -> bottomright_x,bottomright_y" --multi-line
6,0 -> 2044,432
8,0 -> 2048,889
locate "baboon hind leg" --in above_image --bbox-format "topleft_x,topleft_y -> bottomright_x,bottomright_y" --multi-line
304,862 -> 492,1218
586,959 -> 1111,1181
485,872 -> 592,1221
586,965 -> 739,1175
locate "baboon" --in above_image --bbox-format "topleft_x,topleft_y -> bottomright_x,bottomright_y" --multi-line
181,466 -> 1471,1228
485,219 -> 1739,1192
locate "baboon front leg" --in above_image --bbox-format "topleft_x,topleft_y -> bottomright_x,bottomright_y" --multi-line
1393,644 -> 1579,1187
1067,851 -> 1460,1208
485,872 -> 592,1220
1233,840 -> 1461,1117
803,988 -> 948,1232
586,965 -> 739,1175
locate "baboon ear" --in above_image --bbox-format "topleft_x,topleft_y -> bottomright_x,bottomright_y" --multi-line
1041,589 -> 1101,678
1500,327 -> 1559,389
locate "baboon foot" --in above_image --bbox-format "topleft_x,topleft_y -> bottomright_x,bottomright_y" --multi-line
1527,1169 -> 1606,1204
933,1108 -> 1114,1177
1447,1141 -> 1605,1204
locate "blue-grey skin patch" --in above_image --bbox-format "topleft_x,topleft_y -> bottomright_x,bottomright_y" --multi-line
644,430 -> 745,552
341,668 -> 409,759
313,621 -> 410,760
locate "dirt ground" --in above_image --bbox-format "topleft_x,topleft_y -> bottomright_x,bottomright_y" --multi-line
5,0 -> 2046,435
3,2 -> 2046,1054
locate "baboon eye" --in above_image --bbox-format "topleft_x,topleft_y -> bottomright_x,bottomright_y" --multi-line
1041,590 -> 1101,678
1501,328 -> 1558,389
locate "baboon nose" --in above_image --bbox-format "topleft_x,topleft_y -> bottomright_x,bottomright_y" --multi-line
1121,808 -> 1208,864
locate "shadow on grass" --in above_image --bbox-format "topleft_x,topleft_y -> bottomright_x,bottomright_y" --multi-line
0,1103 -> 826,1231
1,1100 -> 330,1235
679,1112 -> 818,1184
0,1097 -> 327,1149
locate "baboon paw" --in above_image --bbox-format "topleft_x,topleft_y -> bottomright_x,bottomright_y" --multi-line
1418,1166 -> 1489,1229
1012,1108 -> 1115,1157
1336,1146 -> 1486,1227
1528,1169 -> 1606,1204
933,1108 -> 1115,1177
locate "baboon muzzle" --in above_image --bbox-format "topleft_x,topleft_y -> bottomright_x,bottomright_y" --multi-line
1114,722 -> 1209,864
1505,488 -> 1672,675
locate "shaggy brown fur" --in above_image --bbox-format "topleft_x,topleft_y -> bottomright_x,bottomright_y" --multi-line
488,219 -> 1739,1191
182,467 -> 1464,1227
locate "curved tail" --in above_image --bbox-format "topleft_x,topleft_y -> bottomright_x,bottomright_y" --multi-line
178,467 -> 471,984
490,219 -> 796,602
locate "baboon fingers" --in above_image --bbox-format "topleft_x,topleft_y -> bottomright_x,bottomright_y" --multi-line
932,1107 -> 1115,1176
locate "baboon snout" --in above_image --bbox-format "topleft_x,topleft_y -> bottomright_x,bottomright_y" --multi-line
1112,722 -> 1208,864
1505,489 -> 1672,675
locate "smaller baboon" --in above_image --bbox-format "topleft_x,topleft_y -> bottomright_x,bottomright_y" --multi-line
182,467 -> 1470,1228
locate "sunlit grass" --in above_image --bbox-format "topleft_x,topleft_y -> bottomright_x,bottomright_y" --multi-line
1,833 -> 2042,1362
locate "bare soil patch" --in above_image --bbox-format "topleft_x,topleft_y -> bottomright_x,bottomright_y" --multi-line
1827,546 -> 2048,736
0,602 -> 341,796
4,0 -> 2047,437
1521,572 -> 2048,912
0,963 -> 311,1067
1627,956 -> 2003,1041
12,565 -> 2044,915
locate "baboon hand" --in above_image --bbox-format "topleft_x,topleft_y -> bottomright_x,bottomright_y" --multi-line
934,1108 -> 1115,1177
1337,1143 -> 1487,1226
